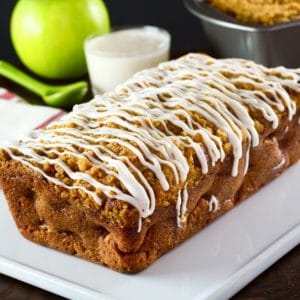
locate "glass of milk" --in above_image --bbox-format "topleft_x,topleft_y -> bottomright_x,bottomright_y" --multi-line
84,26 -> 171,94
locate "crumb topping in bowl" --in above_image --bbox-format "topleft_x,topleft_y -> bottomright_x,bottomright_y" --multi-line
208,0 -> 300,25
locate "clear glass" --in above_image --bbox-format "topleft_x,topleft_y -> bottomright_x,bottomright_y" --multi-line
84,25 -> 171,94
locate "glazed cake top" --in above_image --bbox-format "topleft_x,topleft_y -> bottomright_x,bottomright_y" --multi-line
1,53 -> 300,230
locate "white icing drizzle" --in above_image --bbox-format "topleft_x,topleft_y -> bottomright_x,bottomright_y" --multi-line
1,53 -> 299,230
209,195 -> 219,213
272,157 -> 286,172
176,184 -> 189,227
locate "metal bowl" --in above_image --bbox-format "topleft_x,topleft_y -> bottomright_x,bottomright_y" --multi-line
184,0 -> 300,67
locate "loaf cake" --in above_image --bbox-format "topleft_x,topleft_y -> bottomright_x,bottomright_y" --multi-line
208,0 -> 300,25
0,53 -> 299,273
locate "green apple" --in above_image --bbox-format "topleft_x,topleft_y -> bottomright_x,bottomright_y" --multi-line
11,0 -> 110,79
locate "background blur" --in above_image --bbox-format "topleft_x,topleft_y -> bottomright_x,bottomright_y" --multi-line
0,0 -> 207,63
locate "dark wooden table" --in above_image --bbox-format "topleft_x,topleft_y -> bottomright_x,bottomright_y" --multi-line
0,61 -> 299,300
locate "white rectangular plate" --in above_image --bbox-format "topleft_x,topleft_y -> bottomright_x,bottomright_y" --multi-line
0,163 -> 299,300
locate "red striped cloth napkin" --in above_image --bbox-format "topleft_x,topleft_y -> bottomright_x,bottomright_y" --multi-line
0,88 -> 65,142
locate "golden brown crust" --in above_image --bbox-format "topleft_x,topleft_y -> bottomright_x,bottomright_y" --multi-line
1,53 -> 300,273
0,111 -> 299,272
209,0 -> 300,25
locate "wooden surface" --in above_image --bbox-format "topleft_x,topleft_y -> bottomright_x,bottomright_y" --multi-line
0,245 -> 299,299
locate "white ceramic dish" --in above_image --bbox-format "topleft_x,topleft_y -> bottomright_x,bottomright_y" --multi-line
0,163 -> 299,300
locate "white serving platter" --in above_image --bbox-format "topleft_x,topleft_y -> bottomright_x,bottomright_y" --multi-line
0,163 -> 299,300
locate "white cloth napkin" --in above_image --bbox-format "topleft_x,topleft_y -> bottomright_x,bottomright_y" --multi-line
0,88 -> 65,142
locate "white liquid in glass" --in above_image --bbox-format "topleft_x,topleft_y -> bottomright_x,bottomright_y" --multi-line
84,26 -> 171,94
